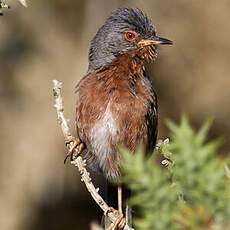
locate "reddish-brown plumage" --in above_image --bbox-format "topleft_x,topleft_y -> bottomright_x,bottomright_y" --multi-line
73,8 -> 172,222
76,49 -> 157,180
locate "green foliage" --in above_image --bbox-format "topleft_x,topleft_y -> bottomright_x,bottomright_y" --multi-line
120,116 -> 230,230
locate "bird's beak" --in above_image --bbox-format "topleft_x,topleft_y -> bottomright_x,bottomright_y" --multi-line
137,37 -> 173,47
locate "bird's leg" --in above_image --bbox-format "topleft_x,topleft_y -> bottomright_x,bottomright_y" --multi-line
105,187 -> 126,230
118,185 -> 122,214
106,185 -> 126,230
64,135 -> 84,163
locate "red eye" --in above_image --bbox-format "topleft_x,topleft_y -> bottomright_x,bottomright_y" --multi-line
124,31 -> 138,42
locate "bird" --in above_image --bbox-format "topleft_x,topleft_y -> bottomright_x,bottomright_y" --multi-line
73,7 -> 172,229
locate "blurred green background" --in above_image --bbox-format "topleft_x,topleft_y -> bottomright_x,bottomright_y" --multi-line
0,0 -> 229,230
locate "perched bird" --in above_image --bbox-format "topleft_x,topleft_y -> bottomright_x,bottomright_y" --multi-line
74,7 -> 172,228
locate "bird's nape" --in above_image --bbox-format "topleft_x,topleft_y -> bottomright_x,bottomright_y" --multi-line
88,8 -> 163,71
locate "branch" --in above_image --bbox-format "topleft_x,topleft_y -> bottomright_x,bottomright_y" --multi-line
0,1 -> 10,15
0,0 -> 27,15
52,80 -> 134,230
0,0 -> 27,8
18,0 -> 27,7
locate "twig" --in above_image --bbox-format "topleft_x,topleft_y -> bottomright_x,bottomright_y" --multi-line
52,80 -> 134,230
18,0 -> 27,7
0,0 -> 10,15
0,1 -> 8,16
0,0 -> 27,8
0,1 -> 9,8
0,0 -> 27,15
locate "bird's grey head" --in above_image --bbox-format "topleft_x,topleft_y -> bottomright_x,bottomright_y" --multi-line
88,8 -> 172,72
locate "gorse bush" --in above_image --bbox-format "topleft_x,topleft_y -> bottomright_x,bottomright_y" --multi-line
120,116 -> 230,230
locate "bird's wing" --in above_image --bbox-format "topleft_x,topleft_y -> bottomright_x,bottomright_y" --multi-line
144,71 -> 158,153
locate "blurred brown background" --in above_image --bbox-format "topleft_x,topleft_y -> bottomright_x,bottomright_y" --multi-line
0,0 -> 229,229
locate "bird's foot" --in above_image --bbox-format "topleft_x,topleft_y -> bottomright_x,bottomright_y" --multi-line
64,136 -> 84,163
106,208 -> 126,230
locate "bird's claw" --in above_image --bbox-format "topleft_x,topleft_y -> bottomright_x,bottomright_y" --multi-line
106,208 -> 126,230
64,136 -> 84,163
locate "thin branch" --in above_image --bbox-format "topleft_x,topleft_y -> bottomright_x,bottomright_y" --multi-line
0,1 -> 8,15
0,0 -> 27,15
18,0 -> 27,7
52,80 -> 134,230
0,1 -> 10,10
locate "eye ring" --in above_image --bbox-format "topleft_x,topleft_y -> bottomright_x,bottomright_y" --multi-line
124,31 -> 138,42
